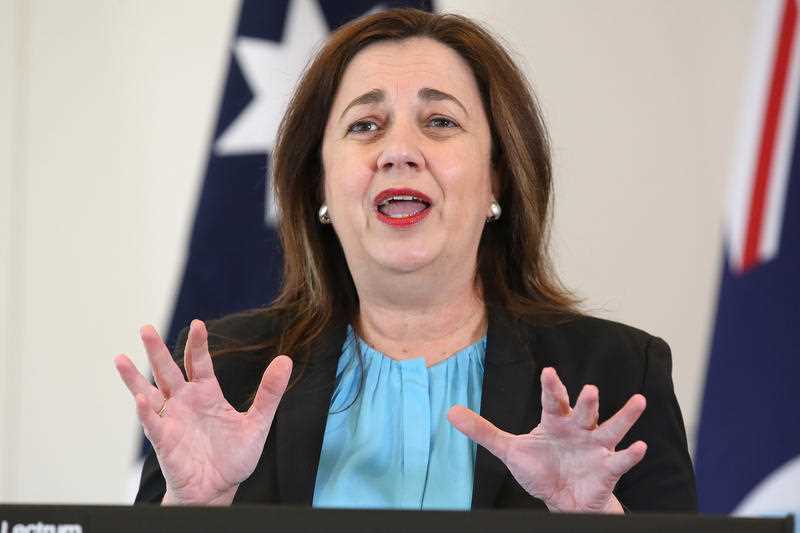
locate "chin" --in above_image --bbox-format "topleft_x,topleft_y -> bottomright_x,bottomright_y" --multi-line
373,246 -> 438,274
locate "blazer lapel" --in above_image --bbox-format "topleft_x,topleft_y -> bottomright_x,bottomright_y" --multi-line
275,324 -> 346,505
472,309 -> 543,508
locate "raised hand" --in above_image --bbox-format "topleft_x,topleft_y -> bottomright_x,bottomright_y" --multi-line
114,320 -> 292,505
448,367 -> 647,513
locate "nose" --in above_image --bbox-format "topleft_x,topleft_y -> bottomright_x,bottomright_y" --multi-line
376,123 -> 425,173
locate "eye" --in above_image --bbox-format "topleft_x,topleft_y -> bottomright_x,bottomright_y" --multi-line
347,120 -> 380,134
427,116 -> 459,129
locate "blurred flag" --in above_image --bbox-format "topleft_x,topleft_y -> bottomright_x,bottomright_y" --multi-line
695,0 -> 800,521
131,0 -> 433,496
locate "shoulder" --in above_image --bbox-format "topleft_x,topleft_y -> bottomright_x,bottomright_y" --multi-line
517,313 -> 672,405
536,314 -> 665,361
205,308 -> 287,347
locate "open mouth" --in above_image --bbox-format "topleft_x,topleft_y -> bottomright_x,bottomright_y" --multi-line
374,188 -> 432,226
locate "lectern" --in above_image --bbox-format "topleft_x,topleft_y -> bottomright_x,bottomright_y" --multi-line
0,505 -> 794,533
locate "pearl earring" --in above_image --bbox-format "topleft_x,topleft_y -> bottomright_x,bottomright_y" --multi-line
318,204 -> 331,224
488,200 -> 502,221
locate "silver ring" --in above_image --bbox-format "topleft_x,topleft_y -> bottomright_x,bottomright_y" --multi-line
157,398 -> 167,417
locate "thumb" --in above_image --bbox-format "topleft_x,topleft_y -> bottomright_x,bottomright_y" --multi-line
448,405 -> 511,461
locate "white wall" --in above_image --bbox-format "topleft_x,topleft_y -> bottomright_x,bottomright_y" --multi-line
439,0 -> 758,458
0,0 -> 757,503
1,0 -> 238,503
0,0 -> 19,503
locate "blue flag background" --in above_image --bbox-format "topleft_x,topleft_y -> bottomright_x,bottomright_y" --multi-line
695,160 -> 800,513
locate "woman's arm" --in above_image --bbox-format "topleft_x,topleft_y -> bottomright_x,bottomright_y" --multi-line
614,336 -> 697,511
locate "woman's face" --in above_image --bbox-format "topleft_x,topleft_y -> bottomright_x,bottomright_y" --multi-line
321,37 -> 496,280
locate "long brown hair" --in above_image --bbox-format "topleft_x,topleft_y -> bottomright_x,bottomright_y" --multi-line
217,8 -> 578,373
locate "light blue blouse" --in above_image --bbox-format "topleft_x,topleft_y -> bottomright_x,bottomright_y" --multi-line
312,327 -> 487,510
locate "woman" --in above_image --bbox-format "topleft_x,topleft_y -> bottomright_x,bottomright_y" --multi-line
115,8 -> 696,511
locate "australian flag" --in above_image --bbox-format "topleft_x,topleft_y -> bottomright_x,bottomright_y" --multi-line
136,0 -> 433,466
695,0 -> 800,523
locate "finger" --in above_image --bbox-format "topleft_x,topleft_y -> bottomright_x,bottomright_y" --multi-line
572,384 -> 599,429
134,392 -> 164,445
114,354 -> 166,410
184,320 -> 215,382
596,394 -> 647,447
248,355 -> 293,426
540,367 -> 571,416
447,405 -> 512,462
607,440 -> 647,477
140,324 -> 186,396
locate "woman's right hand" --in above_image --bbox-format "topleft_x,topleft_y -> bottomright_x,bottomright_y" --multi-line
114,320 -> 292,506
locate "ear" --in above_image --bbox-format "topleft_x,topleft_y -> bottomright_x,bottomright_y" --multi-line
317,171 -> 327,206
490,167 -> 502,202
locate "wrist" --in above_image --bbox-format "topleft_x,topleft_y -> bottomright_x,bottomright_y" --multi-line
543,494 -> 625,514
161,485 -> 238,506
600,495 -> 625,514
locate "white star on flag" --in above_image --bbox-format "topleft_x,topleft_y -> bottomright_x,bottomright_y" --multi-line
214,0 -> 329,224
215,0 -> 329,157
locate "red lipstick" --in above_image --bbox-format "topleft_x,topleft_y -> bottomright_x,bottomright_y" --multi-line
374,188 -> 432,227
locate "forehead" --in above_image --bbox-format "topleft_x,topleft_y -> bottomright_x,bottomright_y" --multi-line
332,37 -> 481,110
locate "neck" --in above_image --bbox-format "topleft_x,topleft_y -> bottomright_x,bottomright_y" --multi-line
355,276 -> 487,367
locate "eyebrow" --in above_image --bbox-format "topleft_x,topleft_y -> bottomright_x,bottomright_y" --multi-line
418,87 -> 468,116
338,87 -> 469,120
339,89 -> 385,120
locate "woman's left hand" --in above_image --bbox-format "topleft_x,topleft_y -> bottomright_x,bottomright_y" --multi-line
448,367 -> 647,513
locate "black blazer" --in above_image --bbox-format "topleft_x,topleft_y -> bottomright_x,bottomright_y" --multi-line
136,308 -> 697,511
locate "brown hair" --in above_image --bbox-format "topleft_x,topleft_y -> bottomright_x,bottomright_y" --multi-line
218,8 -> 578,375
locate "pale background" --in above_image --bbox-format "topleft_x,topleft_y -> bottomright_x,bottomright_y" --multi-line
0,0 -> 757,503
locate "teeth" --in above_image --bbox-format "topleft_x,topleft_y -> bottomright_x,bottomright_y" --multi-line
380,210 -> 426,219
378,195 -> 427,207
